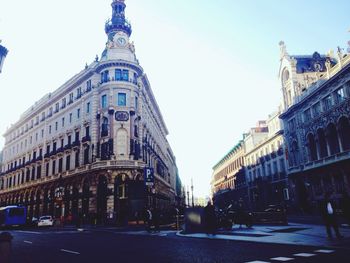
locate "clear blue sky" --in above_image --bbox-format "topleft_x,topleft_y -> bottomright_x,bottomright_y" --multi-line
0,0 -> 349,197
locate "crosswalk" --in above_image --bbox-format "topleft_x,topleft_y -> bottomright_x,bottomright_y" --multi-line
246,249 -> 335,263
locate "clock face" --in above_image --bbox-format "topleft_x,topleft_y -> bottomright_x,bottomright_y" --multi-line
117,37 -> 126,46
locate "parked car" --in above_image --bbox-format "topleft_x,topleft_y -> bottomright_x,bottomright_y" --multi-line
37,216 -> 54,227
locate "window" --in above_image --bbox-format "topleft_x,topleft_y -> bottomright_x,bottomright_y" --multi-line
118,93 -> 126,106
312,102 -> 321,117
77,87 -> 82,99
69,113 -> 73,123
303,108 -> 312,122
77,108 -> 80,119
52,160 -> 56,175
101,95 -> 108,108
322,95 -> 333,111
62,117 -> 65,127
48,107 -> 53,116
41,129 -> 44,138
49,125 -> 52,134
69,93 -> 74,104
122,69 -> 129,81
55,122 -> 58,131
66,155 -> 71,171
86,102 -> 90,113
335,87 -> 346,103
135,97 -> 138,110
55,103 -> 59,113
86,80 -> 92,92
115,69 -> 122,81
101,70 -> 109,83
62,98 -> 66,109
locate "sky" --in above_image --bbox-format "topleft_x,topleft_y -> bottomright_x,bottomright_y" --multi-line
0,0 -> 349,197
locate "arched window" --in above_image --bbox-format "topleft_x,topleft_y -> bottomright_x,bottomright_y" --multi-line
326,123 -> 340,155
307,133 -> 318,161
317,129 -> 328,158
338,117 -> 350,151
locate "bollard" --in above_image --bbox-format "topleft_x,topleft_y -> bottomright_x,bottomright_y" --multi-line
0,232 -> 13,263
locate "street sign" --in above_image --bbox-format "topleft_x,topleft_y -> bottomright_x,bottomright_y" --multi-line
144,167 -> 154,186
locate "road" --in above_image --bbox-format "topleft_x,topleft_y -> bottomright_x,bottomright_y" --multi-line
5,227 -> 350,263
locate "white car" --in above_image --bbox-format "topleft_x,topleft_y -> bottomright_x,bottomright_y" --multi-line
37,216 -> 54,227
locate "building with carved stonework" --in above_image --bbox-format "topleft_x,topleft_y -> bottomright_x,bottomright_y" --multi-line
0,0 -> 180,224
279,42 -> 350,213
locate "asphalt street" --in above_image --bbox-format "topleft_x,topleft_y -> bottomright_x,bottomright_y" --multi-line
5,227 -> 350,263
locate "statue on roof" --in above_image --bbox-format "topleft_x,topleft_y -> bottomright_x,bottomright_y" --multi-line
279,41 -> 288,59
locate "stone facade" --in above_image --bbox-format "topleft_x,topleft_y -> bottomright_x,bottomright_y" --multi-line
280,43 -> 350,213
0,0 -> 179,224
244,113 -> 289,210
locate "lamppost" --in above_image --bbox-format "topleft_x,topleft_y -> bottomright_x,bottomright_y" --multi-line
191,178 -> 194,208
186,186 -> 190,208
0,40 -> 9,74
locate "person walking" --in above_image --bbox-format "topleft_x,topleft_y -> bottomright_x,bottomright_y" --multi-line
153,207 -> 160,232
144,207 -> 153,233
320,191 -> 343,239
204,201 -> 216,235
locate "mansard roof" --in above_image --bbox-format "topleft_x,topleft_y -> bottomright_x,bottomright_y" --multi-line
291,52 -> 337,73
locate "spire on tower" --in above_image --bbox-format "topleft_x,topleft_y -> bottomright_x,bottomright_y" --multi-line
105,0 -> 132,38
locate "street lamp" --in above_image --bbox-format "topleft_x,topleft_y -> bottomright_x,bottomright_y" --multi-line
0,41 -> 9,74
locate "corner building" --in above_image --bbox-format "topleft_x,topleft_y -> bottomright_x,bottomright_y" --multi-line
0,0 -> 178,224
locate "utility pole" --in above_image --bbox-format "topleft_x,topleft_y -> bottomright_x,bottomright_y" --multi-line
191,178 -> 194,208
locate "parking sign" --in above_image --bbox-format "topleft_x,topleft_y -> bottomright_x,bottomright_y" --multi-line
144,167 -> 154,186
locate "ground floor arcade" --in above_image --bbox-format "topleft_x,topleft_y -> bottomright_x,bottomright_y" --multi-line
0,168 -> 175,225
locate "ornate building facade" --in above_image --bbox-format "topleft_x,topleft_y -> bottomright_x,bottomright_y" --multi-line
280,42 -> 350,212
0,0 -> 179,224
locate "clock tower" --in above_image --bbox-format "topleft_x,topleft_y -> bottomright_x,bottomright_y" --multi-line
102,0 -> 137,62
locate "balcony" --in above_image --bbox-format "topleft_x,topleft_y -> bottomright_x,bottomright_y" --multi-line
44,153 -> 50,159
36,155 -> 43,162
72,140 -> 81,148
57,147 -> 64,154
101,130 -> 108,137
82,135 -> 91,143
50,149 -> 57,156
64,143 -> 72,151
76,94 -> 82,100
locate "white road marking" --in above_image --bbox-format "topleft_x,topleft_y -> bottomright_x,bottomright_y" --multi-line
17,230 -> 41,234
245,261 -> 270,263
314,249 -> 335,254
23,241 -> 33,244
293,253 -> 316,257
60,249 -> 80,255
270,257 -> 294,261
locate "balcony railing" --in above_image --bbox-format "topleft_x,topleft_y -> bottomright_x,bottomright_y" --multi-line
57,147 -> 64,154
82,135 -> 91,143
72,140 -> 81,148
64,144 -> 72,151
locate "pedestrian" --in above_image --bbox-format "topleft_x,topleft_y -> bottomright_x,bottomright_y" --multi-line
320,191 -> 343,239
204,201 -> 216,235
236,199 -> 245,229
144,207 -> 153,232
153,207 -> 160,232
340,190 -> 350,225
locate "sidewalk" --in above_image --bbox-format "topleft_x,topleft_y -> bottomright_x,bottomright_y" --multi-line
177,223 -> 350,249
